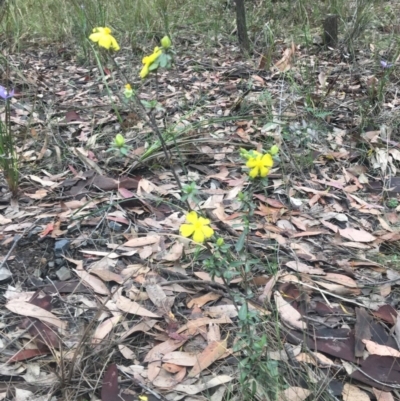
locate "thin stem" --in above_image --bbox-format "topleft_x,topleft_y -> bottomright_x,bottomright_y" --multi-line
90,43 -> 123,124
108,55 -> 191,211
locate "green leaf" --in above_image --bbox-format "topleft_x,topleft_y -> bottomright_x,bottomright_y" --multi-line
149,61 -> 159,71
238,303 -> 248,321
158,53 -> 168,68
235,230 -> 246,252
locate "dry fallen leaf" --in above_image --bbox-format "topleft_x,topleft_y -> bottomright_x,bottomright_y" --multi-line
187,292 -> 221,308
74,269 -> 110,295
188,336 -> 227,377
278,387 -> 311,401
123,235 -> 160,247
339,227 -> 376,243
145,338 -> 188,363
116,295 -> 161,318
274,291 -> 307,330
6,300 -> 67,330
163,351 -> 199,366
92,315 -> 122,344
362,339 -> 400,357
174,375 -> 233,395
286,261 -> 325,275
372,389 -> 395,401
342,383 -> 370,401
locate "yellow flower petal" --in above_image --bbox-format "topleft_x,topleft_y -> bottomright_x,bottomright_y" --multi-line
186,211 -> 199,224
198,217 -> 211,225
260,166 -> 269,177
249,167 -> 259,178
98,36 -> 112,49
202,226 -> 214,239
246,158 -> 258,168
180,224 -> 195,238
89,32 -> 102,43
192,229 -> 205,243
110,37 -> 120,51
140,65 -> 149,79
262,154 -> 273,167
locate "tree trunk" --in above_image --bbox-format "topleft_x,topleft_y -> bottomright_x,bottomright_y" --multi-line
235,0 -> 250,53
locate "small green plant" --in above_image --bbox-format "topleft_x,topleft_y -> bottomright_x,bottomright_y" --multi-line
109,133 -> 130,156
181,182 -> 200,203
387,198 -> 398,209
0,85 -> 18,197
178,145 -> 282,399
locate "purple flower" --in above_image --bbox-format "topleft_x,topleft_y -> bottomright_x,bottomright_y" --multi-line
380,60 -> 393,69
0,86 -> 14,99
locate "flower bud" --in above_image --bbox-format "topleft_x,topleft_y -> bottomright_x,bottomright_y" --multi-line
240,148 -> 251,159
216,238 -> 224,246
124,83 -> 133,98
270,145 -> 279,155
114,134 -> 125,148
161,36 -> 172,49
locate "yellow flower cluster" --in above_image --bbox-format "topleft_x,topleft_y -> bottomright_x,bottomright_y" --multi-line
140,36 -> 172,79
89,27 -> 120,51
140,46 -> 163,79
180,211 -> 214,243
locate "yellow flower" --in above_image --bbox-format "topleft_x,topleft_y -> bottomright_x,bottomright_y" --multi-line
89,27 -> 120,51
161,36 -> 172,49
140,47 -> 162,79
180,211 -> 214,243
246,152 -> 273,178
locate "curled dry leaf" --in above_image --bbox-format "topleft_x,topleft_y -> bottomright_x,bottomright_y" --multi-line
274,291 -> 306,330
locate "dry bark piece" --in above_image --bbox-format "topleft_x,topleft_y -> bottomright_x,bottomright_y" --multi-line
355,307 -> 372,358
